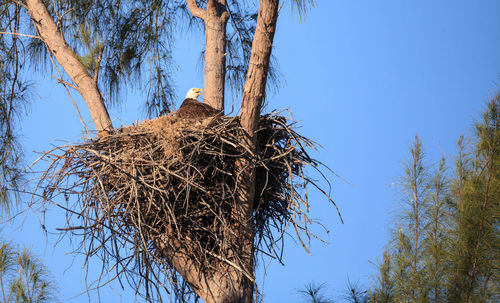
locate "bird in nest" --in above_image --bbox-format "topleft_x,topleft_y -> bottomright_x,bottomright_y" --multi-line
176,88 -> 222,119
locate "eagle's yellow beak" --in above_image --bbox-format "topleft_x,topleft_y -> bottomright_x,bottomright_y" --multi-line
186,87 -> 204,99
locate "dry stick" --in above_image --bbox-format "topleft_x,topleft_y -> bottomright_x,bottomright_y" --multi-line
0,31 -> 39,39
205,251 -> 255,283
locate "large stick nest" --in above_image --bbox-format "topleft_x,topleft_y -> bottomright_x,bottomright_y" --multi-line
36,111 -> 340,301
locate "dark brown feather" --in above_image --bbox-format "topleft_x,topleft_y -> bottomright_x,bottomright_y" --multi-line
176,98 -> 222,119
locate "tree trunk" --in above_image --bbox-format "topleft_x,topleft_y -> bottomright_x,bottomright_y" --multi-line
25,0 -> 113,136
157,230 -> 252,303
182,1 -> 279,302
204,0 -> 229,112
237,0 -> 280,210
231,0 -> 280,301
187,0 -> 228,112
239,0 -> 279,137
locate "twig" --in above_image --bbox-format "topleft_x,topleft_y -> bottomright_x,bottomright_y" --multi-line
8,0 -> 27,9
44,43 -> 90,136
0,31 -> 39,39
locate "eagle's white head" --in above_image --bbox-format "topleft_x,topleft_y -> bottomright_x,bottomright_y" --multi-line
186,88 -> 203,100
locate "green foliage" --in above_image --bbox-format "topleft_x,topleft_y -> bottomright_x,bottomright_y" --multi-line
342,280 -> 369,303
301,92 -> 499,303
374,135 -> 431,302
0,1 -> 31,218
422,157 -> 448,302
369,250 -> 394,303
0,241 -> 58,303
75,22 -> 104,77
365,92 -> 500,303
19,0 -> 305,117
299,282 -> 334,303
290,0 -> 315,20
446,94 -> 500,303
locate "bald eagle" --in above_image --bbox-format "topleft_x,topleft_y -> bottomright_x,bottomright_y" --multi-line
176,88 -> 222,119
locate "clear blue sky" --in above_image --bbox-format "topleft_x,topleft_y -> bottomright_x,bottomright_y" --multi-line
8,0 -> 500,302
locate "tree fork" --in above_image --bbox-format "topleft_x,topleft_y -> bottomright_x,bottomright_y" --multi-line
187,0 -> 229,112
25,0 -> 113,136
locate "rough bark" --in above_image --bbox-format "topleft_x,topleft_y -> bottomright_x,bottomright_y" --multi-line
157,231 -> 251,303
25,0 -> 113,136
237,0 -> 280,217
233,0 -> 280,301
187,0 -> 229,112
180,1 -> 280,302
239,0 -> 279,137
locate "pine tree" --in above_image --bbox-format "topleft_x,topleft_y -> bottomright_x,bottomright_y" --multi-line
369,250 -> 394,303
368,92 -> 500,303
422,157 -> 449,302
391,136 -> 429,302
447,94 -> 500,303
0,242 -> 58,303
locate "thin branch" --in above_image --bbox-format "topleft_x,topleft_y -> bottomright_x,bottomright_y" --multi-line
58,8 -> 74,21
0,31 -> 40,39
93,44 -> 104,84
8,0 -> 27,9
278,1 -> 285,13
206,251 -> 255,282
44,43 -> 90,136
54,77 -> 77,90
